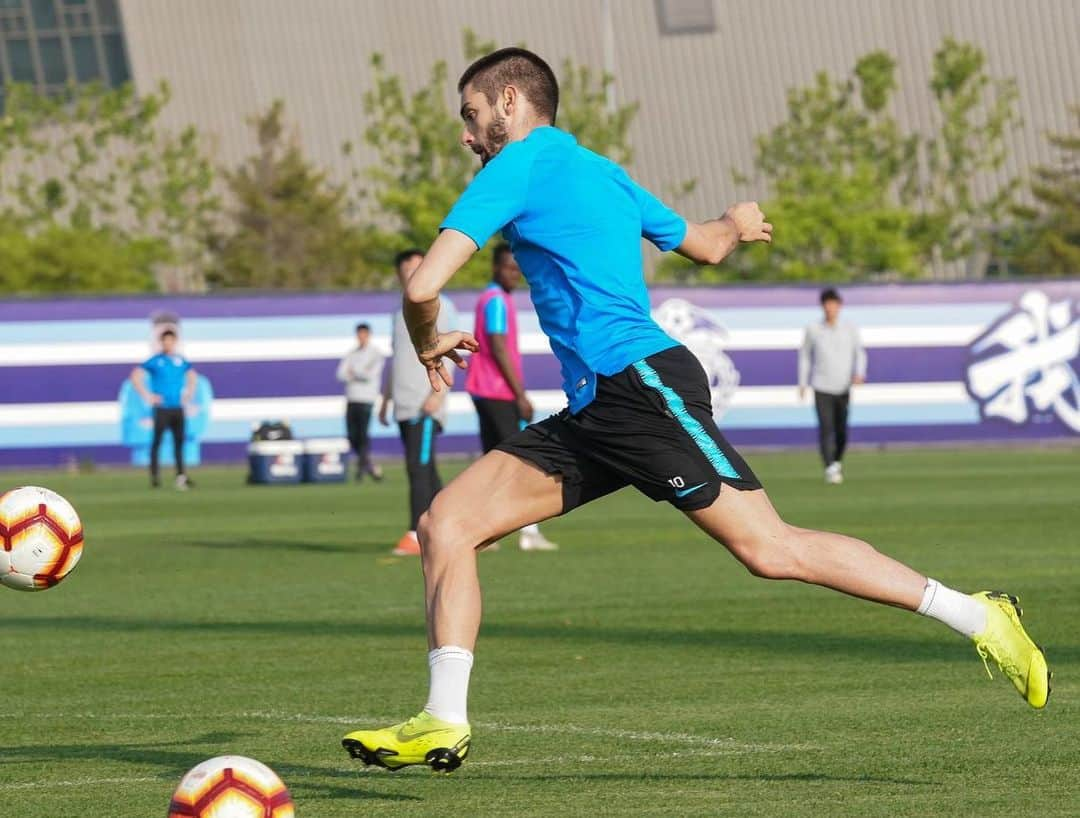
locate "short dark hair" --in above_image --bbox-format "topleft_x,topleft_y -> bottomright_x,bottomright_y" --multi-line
160,329 -> 177,340
394,248 -> 423,270
458,47 -> 559,124
355,322 -> 371,333
820,288 -> 842,304
493,242 -> 513,267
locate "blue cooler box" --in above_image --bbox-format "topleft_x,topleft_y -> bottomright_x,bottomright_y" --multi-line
248,440 -> 304,484
302,438 -> 350,483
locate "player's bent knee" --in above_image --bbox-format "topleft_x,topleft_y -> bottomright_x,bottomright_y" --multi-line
732,530 -> 805,581
416,503 -> 476,561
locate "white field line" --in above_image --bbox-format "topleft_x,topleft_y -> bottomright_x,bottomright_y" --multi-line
0,738 -> 814,791
19,710 -> 817,756
0,738 -> 815,791
0,382 -> 971,428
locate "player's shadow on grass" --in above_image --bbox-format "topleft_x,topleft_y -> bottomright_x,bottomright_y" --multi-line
0,736 -> 419,803
11,615 -> 1075,665
516,771 -> 936,786
181,538 -> 391,555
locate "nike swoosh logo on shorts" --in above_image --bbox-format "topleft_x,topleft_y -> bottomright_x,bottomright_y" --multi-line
674,482 -> 707,498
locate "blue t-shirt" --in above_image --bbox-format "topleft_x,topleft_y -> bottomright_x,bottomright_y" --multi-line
140,353 -> 192,408
441,127 -> 686,412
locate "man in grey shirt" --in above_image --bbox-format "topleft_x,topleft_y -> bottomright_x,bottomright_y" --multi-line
798,288 -> 866,484
337,322 -> 386,482
379,249 -> 460,555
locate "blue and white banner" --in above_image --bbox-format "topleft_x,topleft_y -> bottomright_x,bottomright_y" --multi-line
0,281 -> 1077,467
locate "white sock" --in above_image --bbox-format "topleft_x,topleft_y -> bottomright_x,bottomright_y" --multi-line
520,524 -> 540,536
423,646 -> 473,724
916,578 -> 987,638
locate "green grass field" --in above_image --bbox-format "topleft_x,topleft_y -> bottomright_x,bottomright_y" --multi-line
0,447 -> 1077,817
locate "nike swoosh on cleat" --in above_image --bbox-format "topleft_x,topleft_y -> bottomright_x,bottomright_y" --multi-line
394,727 -> 455,743
674,482 -> 707,498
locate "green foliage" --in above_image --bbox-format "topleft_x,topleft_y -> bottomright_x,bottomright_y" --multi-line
0,220 -> 163,294
669,40 -> 1019,282
1009,106 -> 1080,276
210,100 -> 375,290
349,30 -> 640,287
351,51 -> 481,286
921,38 -> 1021,261
557,60 -> 638,167
0,81 -> 218,292
671,53 -> 921,282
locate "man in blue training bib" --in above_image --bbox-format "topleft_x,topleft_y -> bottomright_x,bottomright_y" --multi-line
131,329 -> 198,490
342,47 -> 1050,773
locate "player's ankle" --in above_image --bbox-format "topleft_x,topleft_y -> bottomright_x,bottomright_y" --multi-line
424,646 -> 473,724
916,578 -> 987,637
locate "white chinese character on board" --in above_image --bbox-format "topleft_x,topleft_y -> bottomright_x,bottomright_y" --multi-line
654,298 -> 741,418
966,290 -> 1080,433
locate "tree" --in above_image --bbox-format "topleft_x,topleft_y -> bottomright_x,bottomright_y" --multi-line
919,38 -> 1021,266
665,39 -> 1019,283
0,81 -> 218,292
210,100 -> 375,290
0,221 -> 163,294
663,51 -> 921,283
1009,106 -> 1080,276
348,30 -> 640,287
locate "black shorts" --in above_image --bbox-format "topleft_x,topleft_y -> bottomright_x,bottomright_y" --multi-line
496,345 -> 761,512
472,396 -> 522,453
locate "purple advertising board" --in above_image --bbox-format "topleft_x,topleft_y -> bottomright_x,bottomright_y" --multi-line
0,280 -> 1077,468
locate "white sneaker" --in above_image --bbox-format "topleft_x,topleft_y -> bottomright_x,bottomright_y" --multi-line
824,462 -> 843,485
519,530 -> 559,551
175,474 -> 190,491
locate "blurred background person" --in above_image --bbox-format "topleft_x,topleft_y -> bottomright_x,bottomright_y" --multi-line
799,288 -> 866,484
337,322 -> 386,482
131,329 -> 198,490
380,249 -> 460,556
466,243 -> 558,551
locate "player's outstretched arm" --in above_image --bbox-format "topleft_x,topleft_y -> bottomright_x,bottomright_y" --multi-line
677,202 -> 772,265
403,228 -> 480,391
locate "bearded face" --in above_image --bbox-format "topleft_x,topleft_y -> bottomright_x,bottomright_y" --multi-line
476,109 -> 509,166
459,85 -> 512,166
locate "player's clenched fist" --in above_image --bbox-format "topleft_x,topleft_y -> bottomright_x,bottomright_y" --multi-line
724,201 -> 773,243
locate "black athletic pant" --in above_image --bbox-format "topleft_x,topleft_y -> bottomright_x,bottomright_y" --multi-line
151,407 -> 185,479
399,416 -> 442,531
345,401 -> 375,474
814,390 -> 850,466
472,396 -> 522,453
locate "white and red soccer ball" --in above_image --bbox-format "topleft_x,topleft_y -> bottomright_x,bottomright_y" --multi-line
0,486 -> 84,591
169,756 -> 294,817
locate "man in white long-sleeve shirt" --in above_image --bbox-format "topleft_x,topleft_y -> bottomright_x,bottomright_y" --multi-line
798,288 -> 866,484
337,322 -> 386,482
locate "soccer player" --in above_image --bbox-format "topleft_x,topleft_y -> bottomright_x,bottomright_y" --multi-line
380,249 -> 459,556
131,329 -> 197,490
798,287 -> 866,484
343,48 -> 1050,773
337,322 -> 386,482
467,242 -> 557,551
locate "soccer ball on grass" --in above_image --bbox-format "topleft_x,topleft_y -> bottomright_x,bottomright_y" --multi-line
168,755 -> 294,817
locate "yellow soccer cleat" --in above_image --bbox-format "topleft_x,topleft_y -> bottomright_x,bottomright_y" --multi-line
971,591 -> 1051,709
342,712 -> 471,772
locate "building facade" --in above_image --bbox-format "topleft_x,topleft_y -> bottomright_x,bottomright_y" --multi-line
0,0 -> 129,102
109,0 -> 1080,229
